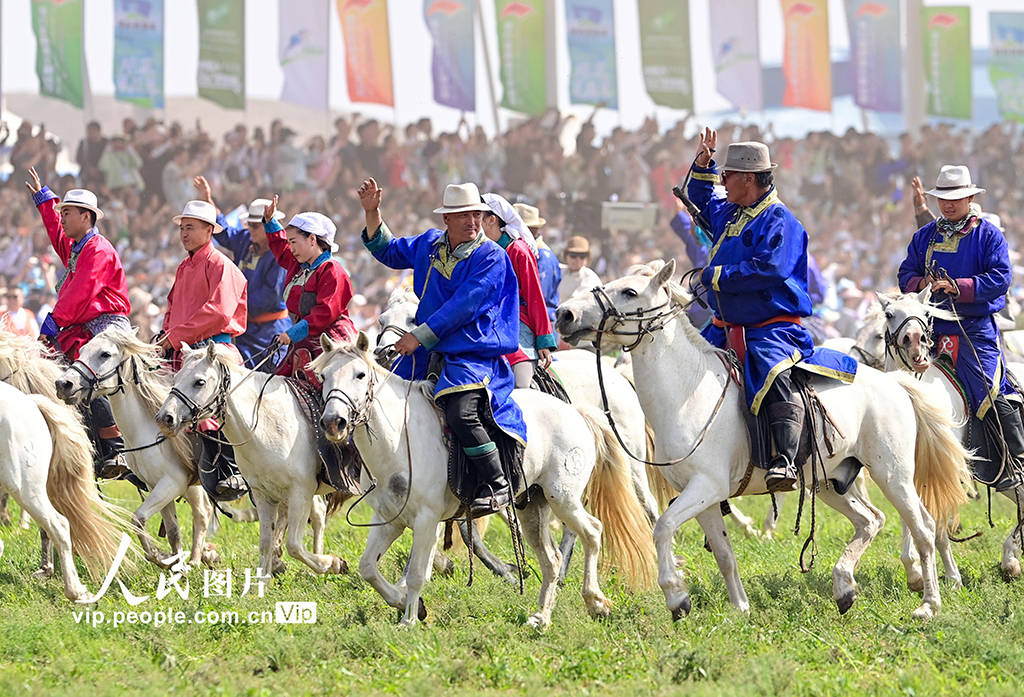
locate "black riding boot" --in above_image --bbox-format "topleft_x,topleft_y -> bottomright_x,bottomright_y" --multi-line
468,447 -> 512,517
765,400 -> 804,492
989,396 -> 1024,492
200,433 -> 248,501
88,397 -> 127,479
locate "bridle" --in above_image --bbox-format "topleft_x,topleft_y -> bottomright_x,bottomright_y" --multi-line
848,343 -> 885,370
322,355 -> 383,434
884,311 -> 934,373
166,360 -> 232,431
65,355 -> 131,402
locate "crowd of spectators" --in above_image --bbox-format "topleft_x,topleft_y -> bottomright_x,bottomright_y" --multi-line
2,111 -> 1023,341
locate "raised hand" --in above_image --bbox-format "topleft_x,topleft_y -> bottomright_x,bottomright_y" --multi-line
193,175 -> 213,204
357,178 -> 383,212
24,167 -> 42,195
263,194 -> 279,223
695,127 -> 717,168
911,176 -> 926,210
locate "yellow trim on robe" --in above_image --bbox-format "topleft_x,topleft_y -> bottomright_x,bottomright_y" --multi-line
691,172 -> 720,183
795,362 -> 857,384
977,359 -> 1004,420
750,349 -> 803,416
707,189 -> 781,263
711,266 -> 723,292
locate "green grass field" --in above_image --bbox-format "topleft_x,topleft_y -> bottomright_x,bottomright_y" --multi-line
1,481 -> 1022,697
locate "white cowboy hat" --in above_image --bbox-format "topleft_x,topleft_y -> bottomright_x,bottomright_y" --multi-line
432,183 -> 492,215
926,165 -> 986,200
172,200 -> 223,233
288,212 -> 338,253
55,189 -> 104,221
247,198 -> 285,223
514,202 -> 547,228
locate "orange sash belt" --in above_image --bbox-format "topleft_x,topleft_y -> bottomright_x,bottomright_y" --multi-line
250,309 -> 288,323
711,314 -> 803,329
711,315 -> 802,365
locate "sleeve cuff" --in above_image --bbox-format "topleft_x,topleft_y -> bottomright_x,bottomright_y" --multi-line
285,319 -> 309,343
954,278 -> 975,303
362,223 -> 393,253
904,276 -> 925,293
411,323 -> 440,350
33,187 -> 59,206
264,218 -> 284,234
535,333 -> 557,350
690,160 -> 719,182
709,266 -> 723,292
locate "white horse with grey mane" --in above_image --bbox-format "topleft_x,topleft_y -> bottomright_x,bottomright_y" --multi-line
556,260 -> 973,620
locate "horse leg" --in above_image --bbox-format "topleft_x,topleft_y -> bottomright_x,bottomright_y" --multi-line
519,499 -> 561,629
159,502 -> 184,565
32,529 -> 54,579
252,492 -> 280,581
556,526 -> 577,584
359,518 -> 407,611
763,492 -> 786,538
0,492 -> 10,526
399,517 -> 441,627
183,485 -> 219,568
309,496 -> 326,556
547,496 -> 610,619
457,518 -> 518,584
284,491 -> 347,574
999,487 -> 1024,580
816,487 -> 886,614
723,499 -> 761,539
271,504 -> 288,575
131,477 -> 184,568
933,512 -> 962,590
694,506 -> 749,611
19,493 -> 89,601
19,508 -> 31,530
900,521 -> 924,592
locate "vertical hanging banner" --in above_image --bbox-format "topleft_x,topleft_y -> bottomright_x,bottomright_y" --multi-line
923,6 -> 971,120
114,0 -> 165,109
197,0 -> 245,110
279,0 -> 330,110
708,0 -> 762,111
423,0 -> 476,111
990,13 -> 1024,123
495,1 -> 548,115
845,0 -> 901,112
637,0 -> 693,110
32,0 -> 85,108
565,0 -> 618,108
779,0 -> 831,111
337,0 -> 394,107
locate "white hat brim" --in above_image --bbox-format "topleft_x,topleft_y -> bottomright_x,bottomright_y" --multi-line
432,203 -> 493,215
56,201 -> 104,221
246,211 -> 285,223
926,186 -> 985,200
172,214 -> 224,234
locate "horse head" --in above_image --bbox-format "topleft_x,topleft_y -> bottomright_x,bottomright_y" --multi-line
156,342 -> 230,435
877,287 -> 957,373
850,304 -> 887,368
56,329 -> 136,404
313,331 -> 375,442
376,288 -> 419,353
556,259 -> 678,348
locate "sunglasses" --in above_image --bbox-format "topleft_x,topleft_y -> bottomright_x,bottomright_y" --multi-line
566,252 -> 589,259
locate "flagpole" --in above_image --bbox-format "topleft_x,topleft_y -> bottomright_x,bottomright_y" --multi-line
477,0 -> 502,135
905,0 -> 924,136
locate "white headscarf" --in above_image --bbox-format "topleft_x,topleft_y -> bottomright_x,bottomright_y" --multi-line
482,193 -> 538,257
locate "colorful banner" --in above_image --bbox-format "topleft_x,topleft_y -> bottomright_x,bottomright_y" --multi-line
197,0 -> 245,110
279,0 -> 330,110
114,0 -> 164,109
337,0 -> 394,106
923,6 -> 971,120
990,13 -> 1024,123
708,0 -> 762,111
495,1 -> 547,115
423,0 -> 475,111
637,0 -> 693,110
32,0 -> 85,108
845,0 -> 900,112
565,0 -> 618,108
780,0 -> 831,111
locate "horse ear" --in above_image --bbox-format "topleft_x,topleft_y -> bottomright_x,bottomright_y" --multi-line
356,331 -> 370,353
648,258 -> 676,289
132,325 -> 140,336
876,291 -> 894,309
205,341 -> 217,359
916,285 -> 933,306
320,333 -> 337,353
180,342 -> 194,355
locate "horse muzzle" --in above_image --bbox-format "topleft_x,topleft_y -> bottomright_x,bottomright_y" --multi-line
54,377 -> 84,404
155,408 -> 185,436
321,413 -> 349,443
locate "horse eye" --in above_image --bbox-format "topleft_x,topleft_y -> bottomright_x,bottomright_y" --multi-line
874,333 -> 883,340
622,288 -> 638,298
884,311 -> 893,320
355,371 -> 366,380
406,318 -> 416,327
194,378 -> 206,388
101,351 -> 113,359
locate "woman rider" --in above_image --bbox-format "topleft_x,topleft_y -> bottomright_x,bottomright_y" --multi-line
481,193 -> 556,388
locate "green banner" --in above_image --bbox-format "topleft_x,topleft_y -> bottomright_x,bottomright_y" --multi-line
32,0 -> 85,108
990,12 -> 1024,123
637,0 -> 693,110
197,0 -> 245,110
922,6 -> 971,120
495,1 -> 547,115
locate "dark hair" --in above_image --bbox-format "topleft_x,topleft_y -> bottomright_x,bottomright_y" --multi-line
87,210 -> 98,227
294,228 -> 331,253
754,170 -> 774,189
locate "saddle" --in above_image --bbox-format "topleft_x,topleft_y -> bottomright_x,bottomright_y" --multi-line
284,376 -> 363,496
530,364 -> 571,403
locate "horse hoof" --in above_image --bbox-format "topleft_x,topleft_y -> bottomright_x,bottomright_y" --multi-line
417,598 -> 427,622
330,556 -> 349,574
1001,559 -> 1022,580
526,613 -> 551,630
911,604 -> 936,620
671,596 -> 692,621
72,591 -> 96,604
32,566 -> 55,580
836,590 -> 856,615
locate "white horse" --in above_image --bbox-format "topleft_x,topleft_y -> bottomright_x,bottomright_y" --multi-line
55,329 -> 220,570
878,288 -> 1024,580
311,333 -> 657,628
155,342 -> 344,581
0,380 -> 127,601
556,260 -> 973,620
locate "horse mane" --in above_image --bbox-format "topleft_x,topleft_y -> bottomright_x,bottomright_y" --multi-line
628,261 -> 716,356
0,331 -> 64,401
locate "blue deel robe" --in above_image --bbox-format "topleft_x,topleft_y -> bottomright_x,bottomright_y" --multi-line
215,215 -> 290,370
687,160 -> 857,415
363,223 -> 527,445
536,243 -> 562,325
897,217 -> 1014,418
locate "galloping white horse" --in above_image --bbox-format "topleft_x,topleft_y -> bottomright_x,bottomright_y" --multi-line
311,333 -> 657,628
0,380 -> 126,601
155,342 -> 345,581
556,260 -> 972,620
879,288 -> 1024,580
56,329 -> 219,569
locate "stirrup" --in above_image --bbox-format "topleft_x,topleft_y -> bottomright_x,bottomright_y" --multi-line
95,455 -> 130,481
765,456 -> 798,493
469,483 -> 511,517
214,474 -> 249,500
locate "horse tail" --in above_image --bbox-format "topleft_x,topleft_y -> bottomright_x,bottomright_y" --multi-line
31,394 -> 129,578
643,421 -> 677,511
577,403 -> 656,590
893,373 -> 973,534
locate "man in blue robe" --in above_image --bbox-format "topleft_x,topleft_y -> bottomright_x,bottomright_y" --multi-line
358,178 -> 526,514
898,165 -> 1021,490
687,130 -> 858,492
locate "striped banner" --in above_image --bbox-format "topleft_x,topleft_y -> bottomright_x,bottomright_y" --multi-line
780,0 -> 831,112
337,0 -> 394,106
424,0 -> 475,111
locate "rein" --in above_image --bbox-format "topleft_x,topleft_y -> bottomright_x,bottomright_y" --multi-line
884,313 -> 933,373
